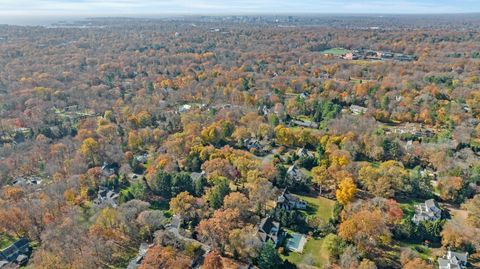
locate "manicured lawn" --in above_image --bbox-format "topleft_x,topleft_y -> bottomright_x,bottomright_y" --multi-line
321,48 -> 351,56
294,194 -> 335,222
282,238 -> 329,269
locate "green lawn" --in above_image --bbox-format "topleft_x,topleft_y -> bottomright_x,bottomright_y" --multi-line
0,234 -> 16,249
321,48 -> 351,56
398,198 -> 424,219
281,238 -> 329,269
397,241 -> 433,261
295,194 -> 335,222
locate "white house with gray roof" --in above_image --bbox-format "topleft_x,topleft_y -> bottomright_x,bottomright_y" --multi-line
412,199 -> 442,224
438,250 -> 468,269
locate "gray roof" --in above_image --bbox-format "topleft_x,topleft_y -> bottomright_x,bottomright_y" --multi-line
438,250 -> 468,269
258,216 -> 280,245
190,171 -> 205,182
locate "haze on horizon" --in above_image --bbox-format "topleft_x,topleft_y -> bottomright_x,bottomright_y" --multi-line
1,0 -> 480,17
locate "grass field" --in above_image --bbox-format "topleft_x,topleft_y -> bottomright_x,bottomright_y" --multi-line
282,238 -> 329,269
321,48 -> 351,56
0,234 -> 16,249
295,194 -> 335,222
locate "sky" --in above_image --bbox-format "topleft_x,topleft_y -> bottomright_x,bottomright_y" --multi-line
0,0 -> 479,17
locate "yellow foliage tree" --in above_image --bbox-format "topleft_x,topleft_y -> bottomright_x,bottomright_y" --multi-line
336,177 -> 357,205
78,137 -> 100,166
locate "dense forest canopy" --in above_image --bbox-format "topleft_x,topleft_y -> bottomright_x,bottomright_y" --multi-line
0,15 -> 479,269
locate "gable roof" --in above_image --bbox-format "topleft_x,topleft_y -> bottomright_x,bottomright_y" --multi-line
258,216 -> 280,245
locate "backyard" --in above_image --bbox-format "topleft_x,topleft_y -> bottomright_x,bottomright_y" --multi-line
282,238 -> 329,269
280,193 -> 336,268
294,194 -> 335,222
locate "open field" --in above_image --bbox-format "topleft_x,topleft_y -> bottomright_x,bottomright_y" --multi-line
295,194 -> 335,222
321,48 -> 351,56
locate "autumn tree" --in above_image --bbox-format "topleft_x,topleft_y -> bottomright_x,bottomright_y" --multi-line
336,177 -> 357,205
358,161 -> 410,198
197,208 -> 242,248
170,192 -> 204,221
78,137 -> 100,167
339,209 -> 391,252
463,194 -> 480,228
203,251 -> 224,269
140,245 -> 191,269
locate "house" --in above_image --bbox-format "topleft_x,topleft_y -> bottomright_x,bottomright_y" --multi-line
438,250 -> 468,269
291,119 -> 319,129
12,176 -> 42,186
276,189 -> 307,210
258,216 -> 281,247
178,104 -> 192,113
243,138 -> 271,155
134,153 -> 148,164
412,199 -> 442,224
343,52 -> 359,60
94,186 -> 120,208
244,138 -> 262,151
296,148 -> 313,158
190,171 -> 205,183
287,165 -> 306,182
258,105 -> 270,116
299,92 -> 309,99
394,54 -> 417,61
349,105 -> 368,115
101,162 -> 119,177
0,238 -> 30,266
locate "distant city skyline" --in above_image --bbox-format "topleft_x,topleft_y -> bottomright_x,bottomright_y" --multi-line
1,0 -> 480,16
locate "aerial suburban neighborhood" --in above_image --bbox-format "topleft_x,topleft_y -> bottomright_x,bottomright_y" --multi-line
0,3 -> 480,269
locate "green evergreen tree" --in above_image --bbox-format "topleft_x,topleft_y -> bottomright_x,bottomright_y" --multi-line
257,241 -> 282,269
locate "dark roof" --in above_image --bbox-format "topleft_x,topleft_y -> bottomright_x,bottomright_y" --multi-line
258,216 -> 280,245
0,238 -> 30,263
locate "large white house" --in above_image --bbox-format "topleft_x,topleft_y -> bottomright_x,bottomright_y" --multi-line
276,189 -> 307,210
438,250 -> 468,269
412,199 -> 442,224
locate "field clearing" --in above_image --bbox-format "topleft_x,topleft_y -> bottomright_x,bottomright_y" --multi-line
321,47 -> 350,56
295,194 -> 335,223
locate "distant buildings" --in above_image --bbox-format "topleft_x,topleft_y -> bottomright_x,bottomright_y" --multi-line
349,105 -> 368,115
290,119 -> 319,129
412,199 -> 442,224
342,52 -> 359,60
438,250 -> 468,269
12,176 -> 43,186
336,48 -> 416,62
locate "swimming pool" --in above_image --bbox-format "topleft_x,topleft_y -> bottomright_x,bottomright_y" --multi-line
285,233 -> 306,253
